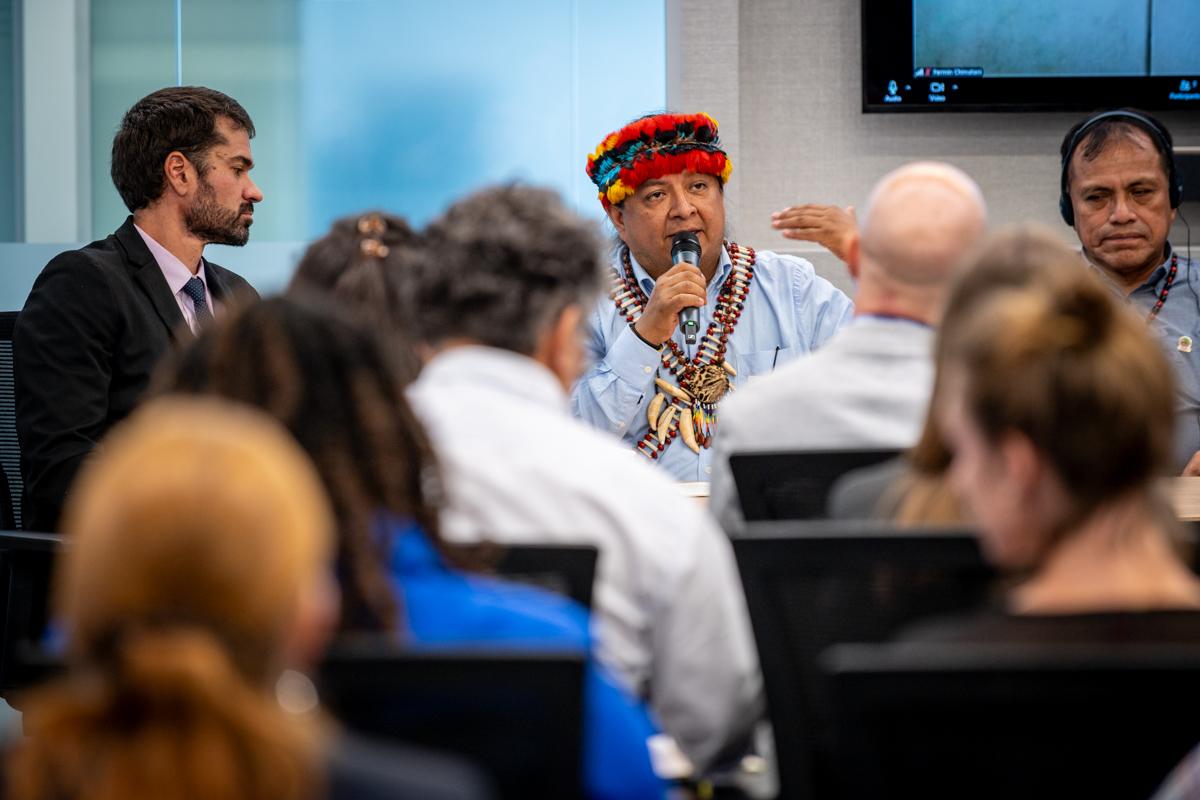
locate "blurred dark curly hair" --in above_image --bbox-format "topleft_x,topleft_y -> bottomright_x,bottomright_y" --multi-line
409,184 -> 605,354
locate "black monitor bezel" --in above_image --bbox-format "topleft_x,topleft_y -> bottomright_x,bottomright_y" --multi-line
861,0 -> 1200,113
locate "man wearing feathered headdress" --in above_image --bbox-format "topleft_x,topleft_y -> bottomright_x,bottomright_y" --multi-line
574,112 -> 853,480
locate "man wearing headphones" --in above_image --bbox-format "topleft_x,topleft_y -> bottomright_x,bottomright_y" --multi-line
775,109 -> 1200,473
1059,109 -> 1200,474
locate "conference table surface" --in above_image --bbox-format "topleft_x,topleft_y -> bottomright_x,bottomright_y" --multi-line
681,478 -> 1200,520
1166,477 -> 1200,521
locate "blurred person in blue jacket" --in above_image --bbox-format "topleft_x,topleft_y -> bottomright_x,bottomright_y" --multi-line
156,295 -> 666,800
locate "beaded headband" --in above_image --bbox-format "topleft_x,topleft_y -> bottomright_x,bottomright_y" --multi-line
586,112 -> 733,210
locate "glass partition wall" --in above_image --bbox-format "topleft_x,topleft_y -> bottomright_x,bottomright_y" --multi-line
2,0 -> 665,304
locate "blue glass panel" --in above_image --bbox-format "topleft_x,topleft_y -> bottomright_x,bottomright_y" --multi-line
36,0 -> 665,304
178,0 -> 300,243
299,0 -> 665,232
89,0 -> 177,237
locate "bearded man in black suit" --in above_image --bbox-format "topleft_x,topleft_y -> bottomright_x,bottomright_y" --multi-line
15,86 -> 261,532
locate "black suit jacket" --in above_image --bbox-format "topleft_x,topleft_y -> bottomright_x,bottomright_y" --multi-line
13,217 -> 258,532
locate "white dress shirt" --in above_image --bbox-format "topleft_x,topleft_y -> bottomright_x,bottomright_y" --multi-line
133,224 -> 218,334
709,315 -> 936,532
409,345 -> 763,769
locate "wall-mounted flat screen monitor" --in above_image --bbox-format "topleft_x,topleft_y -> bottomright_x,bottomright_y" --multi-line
863,0 -> 1200,112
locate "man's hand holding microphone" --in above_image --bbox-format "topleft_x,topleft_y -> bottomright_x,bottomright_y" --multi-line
632,232 -> 705,346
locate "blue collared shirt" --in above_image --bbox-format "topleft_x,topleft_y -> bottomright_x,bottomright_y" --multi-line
571,244 -> 855,480
1118,248 -> 1200,471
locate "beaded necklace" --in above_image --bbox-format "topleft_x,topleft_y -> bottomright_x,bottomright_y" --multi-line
611,241 -> 756,460
1146,253 -> 1178,323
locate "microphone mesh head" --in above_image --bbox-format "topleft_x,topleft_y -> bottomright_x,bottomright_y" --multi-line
671,231 -> 702,260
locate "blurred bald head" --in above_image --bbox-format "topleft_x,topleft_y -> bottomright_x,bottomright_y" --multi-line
851,161 -> 987,322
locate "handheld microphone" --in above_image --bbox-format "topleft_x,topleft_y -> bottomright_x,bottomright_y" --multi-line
671,232 -> 702,344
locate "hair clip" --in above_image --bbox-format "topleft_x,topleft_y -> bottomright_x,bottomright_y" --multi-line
360,238 -> 390,259
357,214 -> 387,237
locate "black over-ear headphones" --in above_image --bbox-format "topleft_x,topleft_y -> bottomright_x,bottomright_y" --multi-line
1059,109 -> 1183,227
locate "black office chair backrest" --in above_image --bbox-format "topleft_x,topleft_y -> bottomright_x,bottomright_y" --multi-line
732,520 -> 998,800
493,544 -> 598,609
319,640 -> 586,800
0,313 -> 21,530
823,642 -> 1200,800
729,449 -> 901,521
0,530 -> 61,692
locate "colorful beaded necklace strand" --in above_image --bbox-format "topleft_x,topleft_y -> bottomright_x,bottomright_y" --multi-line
1146,253 -> 1178,323
610,241 -> 756,459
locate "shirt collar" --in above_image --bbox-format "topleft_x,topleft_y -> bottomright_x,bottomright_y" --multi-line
133,224 -> 207,295
854,313 -> 934,330
626,243 -> 732,294
1081,245 -> 1174,295
1141,245 -> 1176,293
418,345 -> 567,412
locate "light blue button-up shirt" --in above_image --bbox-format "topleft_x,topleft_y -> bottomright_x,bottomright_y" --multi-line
1119,248 -> 1200,471
571,244 -> 855,480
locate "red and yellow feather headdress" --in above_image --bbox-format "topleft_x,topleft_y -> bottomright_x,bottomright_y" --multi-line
585,112 -> 733,210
